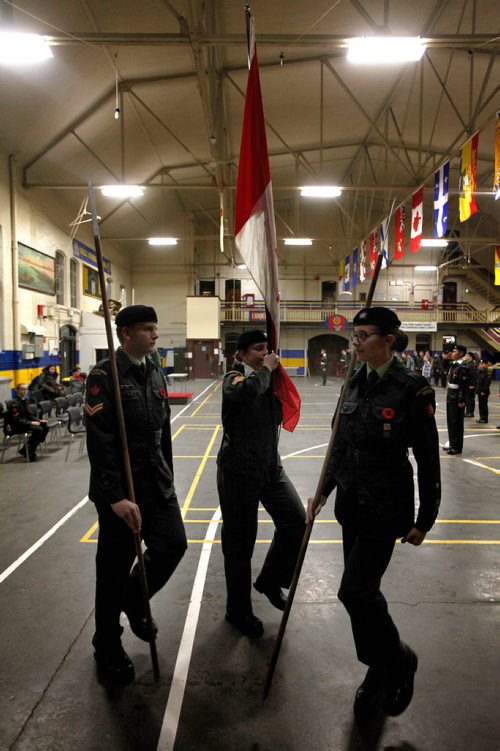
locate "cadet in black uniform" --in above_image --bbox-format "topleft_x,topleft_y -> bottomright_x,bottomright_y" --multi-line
445,344 -> 470,455
85,305 -> 187,684
307,307 -> 441,721
475,359 -> 491,423
217,330 -> 306,637
464,351 -> 477,417
6,383 -> 48,460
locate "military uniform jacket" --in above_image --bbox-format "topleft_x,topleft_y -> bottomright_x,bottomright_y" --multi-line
85,348 -> 174,506
6,397 -> 35,431
322,358 -> 441,538
475,369 -> 490,396
446,359 -> 470,402
217,363 -> 282,480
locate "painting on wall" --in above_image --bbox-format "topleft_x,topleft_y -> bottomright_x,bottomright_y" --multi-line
18,242 -> 55,295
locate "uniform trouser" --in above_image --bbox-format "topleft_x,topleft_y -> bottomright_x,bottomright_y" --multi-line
446,396 -> 465,451
338,526 -> 401,668
465,389 -> 475,416
217,467 -> 306,617
322,370 -> 327,385
94,486 -> 187,643
478,393 -> 489,421
13,424 -> 48,453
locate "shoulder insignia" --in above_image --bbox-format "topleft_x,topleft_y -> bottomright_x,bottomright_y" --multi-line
85,402 -> 104,417
90,385 -> 101,396
230,374 -> 246,385
416,385 -> 434,396
90,368 -> 107,376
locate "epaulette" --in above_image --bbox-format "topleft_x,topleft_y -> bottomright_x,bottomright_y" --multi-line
230,373 -> 246,385
416,384 -> 434,397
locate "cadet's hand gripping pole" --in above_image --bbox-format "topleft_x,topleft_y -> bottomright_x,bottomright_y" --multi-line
263,199 -> 397,699
87,182 -> 160,684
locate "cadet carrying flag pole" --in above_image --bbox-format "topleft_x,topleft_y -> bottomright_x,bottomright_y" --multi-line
87,182 -> 160,684
263,197 -> 397,699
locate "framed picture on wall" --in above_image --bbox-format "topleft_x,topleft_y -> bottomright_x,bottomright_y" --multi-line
82,264 -> 102,298
17,242 -> 55,295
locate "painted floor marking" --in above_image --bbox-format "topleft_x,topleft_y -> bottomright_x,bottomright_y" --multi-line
156,507 -> 222,751
180,426 -> 220,520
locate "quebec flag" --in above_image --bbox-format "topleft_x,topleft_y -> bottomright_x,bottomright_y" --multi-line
434,160 -> 449,238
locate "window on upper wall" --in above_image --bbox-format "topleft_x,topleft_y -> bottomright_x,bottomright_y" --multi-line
55,250 -> 65,305
70,259 -> 78,308
106,277 -> 113,300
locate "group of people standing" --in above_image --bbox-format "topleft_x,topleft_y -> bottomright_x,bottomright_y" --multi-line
84,303 -> 441,726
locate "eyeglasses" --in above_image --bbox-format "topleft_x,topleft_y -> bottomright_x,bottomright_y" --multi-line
351,331 -> 381,343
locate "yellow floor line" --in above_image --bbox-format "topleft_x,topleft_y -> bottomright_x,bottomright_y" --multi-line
171,424 -> 186,441
463,458 -> 500,475
180,426 -> 221,520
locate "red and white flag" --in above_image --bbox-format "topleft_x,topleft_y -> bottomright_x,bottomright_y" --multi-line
410,187 -> 424,253
234,12 -> 300,431
359,239 -> 367,282
369,231 -> 378,277
394,204 -> 405,260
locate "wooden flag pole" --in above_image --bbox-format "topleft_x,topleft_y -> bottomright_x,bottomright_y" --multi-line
263,199 -> 397,699
87,182 -> 160,684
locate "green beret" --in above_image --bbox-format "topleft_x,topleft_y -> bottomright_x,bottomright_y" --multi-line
353,306 -> 401,328
236,329 -> 267,350
115,305 -> 158,327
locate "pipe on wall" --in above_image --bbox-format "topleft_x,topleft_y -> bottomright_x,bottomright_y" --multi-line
9,154 -> 21,360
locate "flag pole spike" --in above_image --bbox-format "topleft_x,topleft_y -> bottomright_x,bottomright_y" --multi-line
263,196 -> 398,700
87,181 -> 161,684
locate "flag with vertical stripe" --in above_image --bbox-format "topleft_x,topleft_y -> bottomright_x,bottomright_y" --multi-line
380,218 -> 389,269
359,239 -> 367,282
495,246 -> 500,286
394,204 -> 405,260
352,247 -> 358,287
369,231 -> 377,276
493,112 -> 500,200
344,254 -> 350,292
459,131 -> 479,222
234,10 -> 300,430
434,160 -> 449,238
410,187 -> 424,253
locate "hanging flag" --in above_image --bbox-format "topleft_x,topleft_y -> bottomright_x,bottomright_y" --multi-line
352,247 -> 358,287
410,186 -> 424,252
434,160 -> 449,238
359,239 -> 367,282
234,10 -> 300,431
459,131 -> 479,222
394,204 -> 405,260
338,257 -> 345,293
494,112 -> 500,200
369,231 -> 377,276
379,218 -> 389,269
344,254 -> 350,292
495,246 -> 500,286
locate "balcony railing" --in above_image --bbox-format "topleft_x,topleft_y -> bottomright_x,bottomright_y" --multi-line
220,301 -> 500,326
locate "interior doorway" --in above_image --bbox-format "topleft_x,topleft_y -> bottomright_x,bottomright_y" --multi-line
308,333 -> 349,377
59,324 -> 77,378
192,340 -> 217,378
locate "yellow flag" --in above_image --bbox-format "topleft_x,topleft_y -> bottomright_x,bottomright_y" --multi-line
459,132 -> 479,222
495,246 -> 500,286
494,112 -> 500,200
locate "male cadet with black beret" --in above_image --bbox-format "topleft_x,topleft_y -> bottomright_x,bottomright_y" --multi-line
85,304 -> 187,684
444,344 -> 470,455
307,307 -> 441,721
6,383 -> 49,460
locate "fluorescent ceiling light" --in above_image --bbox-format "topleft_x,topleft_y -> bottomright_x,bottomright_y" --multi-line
347,37 -> 426,64
284,238 -> 313,246
101,185 -> 144,198
420,239 -> 448,247
148,237 -> 177,246
237,263 -> 246,269
0,33 -> 53,64
415,265 -> 438,271
300,186 -> 342,198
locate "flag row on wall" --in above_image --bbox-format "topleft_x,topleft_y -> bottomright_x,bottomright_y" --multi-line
340,112 -> 500,293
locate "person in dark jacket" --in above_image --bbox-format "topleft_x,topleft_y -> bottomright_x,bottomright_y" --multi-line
85,305 -> 187,684
307,307 -> 441,722
217,329 -> 305,638
475,359 -> 491,423
464,352 -> 477,417
40,365 -> 65,399
6,383 -> 48,460
444,344 -> 470,455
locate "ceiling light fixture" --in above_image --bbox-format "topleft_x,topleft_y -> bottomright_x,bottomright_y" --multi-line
415,265 -> 438,271
284,238 -> 313,246
300,186 -> 342,198
347,37 -> 426,64
0,32 -> 53,64
148,237 -> 177,246
420,239 -> 448,247
101,185 -> 144,198
237,263 -> 246,269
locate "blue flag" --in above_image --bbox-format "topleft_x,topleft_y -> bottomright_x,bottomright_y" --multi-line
352,247 -> 358,287
434,160 -> 449,238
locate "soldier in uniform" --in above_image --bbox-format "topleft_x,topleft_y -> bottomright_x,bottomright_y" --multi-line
444,344 -> 470,455
475,359 -> 491,423
464,351 -> 477,418
217,329 -> 306,637
307,307 -> 441,721
6,383 -> 48,460
85,305 -> 187,684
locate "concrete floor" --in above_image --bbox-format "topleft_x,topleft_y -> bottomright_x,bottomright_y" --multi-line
0,377 -> 499,751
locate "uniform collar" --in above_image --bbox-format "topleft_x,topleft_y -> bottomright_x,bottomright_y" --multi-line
366,355 -> 394,380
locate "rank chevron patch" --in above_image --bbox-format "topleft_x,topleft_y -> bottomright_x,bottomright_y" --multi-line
85,402 -> 104,417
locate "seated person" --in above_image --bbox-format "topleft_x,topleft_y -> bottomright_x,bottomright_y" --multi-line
70,365 -> 87,382
67,366 -> 87,393
6,383 -> 49,460
41,365 -> 66,399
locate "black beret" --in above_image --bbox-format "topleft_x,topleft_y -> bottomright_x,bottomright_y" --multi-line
352,306 -> 401,328
454,344 -> 467,355
115,305 -> 158,327
467,351 -> 476,359
236,329 -> 267,350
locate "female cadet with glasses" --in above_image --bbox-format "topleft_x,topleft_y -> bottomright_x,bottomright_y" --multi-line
307,307 -> 441,722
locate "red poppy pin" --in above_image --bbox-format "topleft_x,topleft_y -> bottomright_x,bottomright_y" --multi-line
382,407 -> 395,421
90,385 -> 101,396
159,388 -> 167,397
426,403 -> 435,416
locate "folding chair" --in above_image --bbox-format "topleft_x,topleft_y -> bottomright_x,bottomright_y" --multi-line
37,400 -> 62,449
65,406 -> 86,461
1,401 -> 31,463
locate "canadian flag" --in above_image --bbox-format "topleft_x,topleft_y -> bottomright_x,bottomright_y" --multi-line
410,186 -> 424,253
234,12 -> 300,431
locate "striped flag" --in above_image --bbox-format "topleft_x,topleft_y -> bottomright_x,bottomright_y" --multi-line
380,217 -> 389,269
495,246 -> 500,286
459,132 -> 479,222
359,239 -> 367,282
352,247 -> 358,287
410,186 -> 424,253
434,160 -> 449,238
344,254 -> 350,292
339,257 -> 345,292
394,204 -> 405,260
234,10 -> 300,430
369,231 -> 377,276
493,112 -> 500,200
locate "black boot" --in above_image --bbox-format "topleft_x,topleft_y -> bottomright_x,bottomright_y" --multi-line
92,636 -> 135,685
353,667 -> 386,721
383,643 -> 418,716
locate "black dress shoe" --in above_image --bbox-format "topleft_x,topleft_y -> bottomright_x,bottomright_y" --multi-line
384,644 -> 418,716
225,612 -> 264,638
125,610 -> 158,642
447,449 -> 462,455
92,638 -> 135,685
253,580 -> 287,611
353,666 -> 386,721
476,419 -> 487,424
